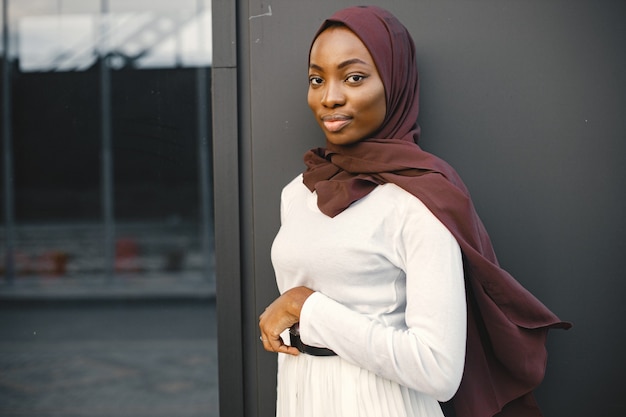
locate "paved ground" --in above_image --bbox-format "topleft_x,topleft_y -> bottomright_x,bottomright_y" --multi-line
0,298 -> 219,417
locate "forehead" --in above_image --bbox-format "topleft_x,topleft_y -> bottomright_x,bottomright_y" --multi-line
309,26 -> 375,67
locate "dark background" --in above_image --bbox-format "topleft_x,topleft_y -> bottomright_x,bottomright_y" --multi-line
236,1 -> 626,416
8,65 -> 205,222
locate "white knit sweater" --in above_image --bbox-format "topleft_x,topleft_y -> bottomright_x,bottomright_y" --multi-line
271,174 -> 467,401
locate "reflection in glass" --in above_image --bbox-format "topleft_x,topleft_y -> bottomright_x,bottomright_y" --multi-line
17,4 -> 212,72
2,0 -> 214,285
1,1 -> 217,416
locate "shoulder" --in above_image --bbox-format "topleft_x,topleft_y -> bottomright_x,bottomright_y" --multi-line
283,173 -> 304,190
279,174 -> 309,216
374,183 -> 432,217
378,183 -> 456,240
281,173 -> 307,199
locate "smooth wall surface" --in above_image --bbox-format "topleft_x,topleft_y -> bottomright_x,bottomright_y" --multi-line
237,1 -> 625,416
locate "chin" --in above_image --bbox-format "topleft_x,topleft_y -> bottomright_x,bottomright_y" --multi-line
325,133 -> 361,147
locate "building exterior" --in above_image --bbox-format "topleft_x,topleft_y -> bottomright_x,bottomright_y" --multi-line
1,0 -> 214,289
3,1 -> 625,417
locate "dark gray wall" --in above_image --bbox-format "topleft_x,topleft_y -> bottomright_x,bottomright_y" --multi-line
227,1 -> 626,416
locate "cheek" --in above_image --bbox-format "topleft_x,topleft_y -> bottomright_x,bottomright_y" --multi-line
364,91 -> 387,127
307,89 -> 317,111
376,96 -> 387,125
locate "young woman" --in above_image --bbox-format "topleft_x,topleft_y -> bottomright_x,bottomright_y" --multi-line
259,6 -> 570,417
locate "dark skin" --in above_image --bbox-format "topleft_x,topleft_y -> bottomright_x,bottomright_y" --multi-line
258,26 -> 387,356
259,286 -> 314,355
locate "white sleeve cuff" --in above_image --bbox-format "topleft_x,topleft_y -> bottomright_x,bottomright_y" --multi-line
298,291 -> 334,348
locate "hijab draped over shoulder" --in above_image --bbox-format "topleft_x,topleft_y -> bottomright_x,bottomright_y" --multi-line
302,6 -> 571,417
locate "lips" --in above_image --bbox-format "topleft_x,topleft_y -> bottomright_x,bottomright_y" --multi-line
321,114 -> 352,133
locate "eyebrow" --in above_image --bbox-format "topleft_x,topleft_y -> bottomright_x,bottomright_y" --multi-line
309,58 -> 370,72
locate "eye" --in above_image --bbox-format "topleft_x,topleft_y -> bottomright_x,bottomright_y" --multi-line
309,76 -> 323,86
346,74 -> 367,84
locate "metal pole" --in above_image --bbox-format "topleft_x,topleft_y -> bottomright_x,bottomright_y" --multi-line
197,67 -> 213,281
100,0 -> 114,280
2,0 -> 16,283
196,0 -> 214,282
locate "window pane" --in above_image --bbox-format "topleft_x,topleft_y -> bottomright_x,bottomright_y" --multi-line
1,0 -> 217,415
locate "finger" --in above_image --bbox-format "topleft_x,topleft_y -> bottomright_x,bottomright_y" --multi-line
266,335 -> 282,353
277,344 -> 300,356
260,334 -> 272,352
268,336 -> 300,356
258,317 -> 271,351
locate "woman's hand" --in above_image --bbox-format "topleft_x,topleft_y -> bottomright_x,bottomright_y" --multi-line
259,286 -> 314,355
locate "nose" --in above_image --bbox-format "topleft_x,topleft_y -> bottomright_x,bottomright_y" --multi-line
321,80 -> 345,108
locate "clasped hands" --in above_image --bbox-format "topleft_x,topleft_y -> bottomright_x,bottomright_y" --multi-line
259,286 -> 314,356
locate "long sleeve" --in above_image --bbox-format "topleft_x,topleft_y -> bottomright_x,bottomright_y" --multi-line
298,201 -> 466,401
272,176 -> 467,402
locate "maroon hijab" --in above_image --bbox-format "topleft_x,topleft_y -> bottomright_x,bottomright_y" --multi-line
302,6 -> 571,417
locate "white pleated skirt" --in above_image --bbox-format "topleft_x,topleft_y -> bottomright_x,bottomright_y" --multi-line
276,353 -> 444,417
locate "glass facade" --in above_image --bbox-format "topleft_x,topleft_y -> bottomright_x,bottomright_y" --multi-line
1,1 -> 217,415
1,0 -> 214,290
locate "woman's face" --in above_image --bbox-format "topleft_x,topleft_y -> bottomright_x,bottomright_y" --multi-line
308,26 -> 386,146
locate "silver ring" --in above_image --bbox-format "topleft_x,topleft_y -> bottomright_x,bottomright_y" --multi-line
259,336 -> 267,342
